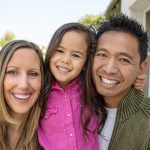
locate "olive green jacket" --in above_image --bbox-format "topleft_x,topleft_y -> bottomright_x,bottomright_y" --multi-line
108,88 -> 150,150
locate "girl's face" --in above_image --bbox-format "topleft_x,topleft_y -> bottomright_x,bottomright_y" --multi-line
50,30 -> 88,89
4,48 -> 41,119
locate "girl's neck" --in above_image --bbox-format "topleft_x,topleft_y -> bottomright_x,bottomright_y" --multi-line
56,78 -> 78,90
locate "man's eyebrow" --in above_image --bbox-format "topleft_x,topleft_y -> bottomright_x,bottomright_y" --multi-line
119,52 -> 134,59
96,48 -> 107,52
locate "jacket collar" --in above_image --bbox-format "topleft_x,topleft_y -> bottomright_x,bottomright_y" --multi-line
117,88 -> 145,122
52,79 -> 79,92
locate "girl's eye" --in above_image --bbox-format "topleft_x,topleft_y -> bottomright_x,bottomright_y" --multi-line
56,49 -> 63,53
6,70 -> 17,75
72,54 -> 81,58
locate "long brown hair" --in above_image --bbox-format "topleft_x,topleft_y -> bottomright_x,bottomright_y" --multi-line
0,40 -> 45,150
44,22 -> 98,133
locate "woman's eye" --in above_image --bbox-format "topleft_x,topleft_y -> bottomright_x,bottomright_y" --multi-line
6,70 -> 17,75
28,72 -> 39,77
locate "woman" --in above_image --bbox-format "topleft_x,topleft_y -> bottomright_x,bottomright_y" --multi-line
0,40 -> 45,150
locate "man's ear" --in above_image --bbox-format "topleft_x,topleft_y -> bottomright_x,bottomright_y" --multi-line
139,60 -> 148,75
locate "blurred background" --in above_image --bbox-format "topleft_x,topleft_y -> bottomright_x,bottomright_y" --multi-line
0,0 -> 150,96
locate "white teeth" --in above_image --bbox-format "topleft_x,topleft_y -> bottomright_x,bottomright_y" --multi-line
101,77 -> 118,85
57,66 -> 70,73
14,94 -> 30,100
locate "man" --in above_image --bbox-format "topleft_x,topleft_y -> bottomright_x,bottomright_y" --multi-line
92,13 -> 150,150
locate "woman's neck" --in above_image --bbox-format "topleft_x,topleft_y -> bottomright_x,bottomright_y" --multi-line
7,112 -> 28,149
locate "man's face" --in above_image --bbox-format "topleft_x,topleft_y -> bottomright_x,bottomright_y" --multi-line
92,31 -> 147,108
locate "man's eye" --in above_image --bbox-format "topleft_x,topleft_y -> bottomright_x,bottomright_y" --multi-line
96,52 -> 107,58
120,58 -> 130,64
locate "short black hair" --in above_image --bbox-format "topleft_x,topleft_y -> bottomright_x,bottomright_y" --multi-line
96,13 -> 148,62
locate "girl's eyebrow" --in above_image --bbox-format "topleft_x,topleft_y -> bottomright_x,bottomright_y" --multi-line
58,45 -> 85,56
57,45 -> 62,48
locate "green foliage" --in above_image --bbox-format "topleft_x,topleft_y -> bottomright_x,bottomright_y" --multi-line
39,45 -> 47,58
106,1 -> 121,18
0,31 -> 15,47
79,14 -> 105,28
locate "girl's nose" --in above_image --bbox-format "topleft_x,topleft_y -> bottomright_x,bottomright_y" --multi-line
61,54 -> 71,64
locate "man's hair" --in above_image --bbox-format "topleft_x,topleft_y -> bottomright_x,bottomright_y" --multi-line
96,13 -> 148,62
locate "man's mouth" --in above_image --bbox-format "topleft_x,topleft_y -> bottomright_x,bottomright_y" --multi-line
101,76 -> 119,85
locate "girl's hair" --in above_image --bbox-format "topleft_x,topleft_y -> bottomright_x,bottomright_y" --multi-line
44,22 -> 97,133
0,40 -> 45,150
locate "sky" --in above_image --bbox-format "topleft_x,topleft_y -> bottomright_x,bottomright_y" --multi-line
0,0 -> 111,47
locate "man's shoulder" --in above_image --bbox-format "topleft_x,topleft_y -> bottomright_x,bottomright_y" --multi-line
140,94 -> 150,118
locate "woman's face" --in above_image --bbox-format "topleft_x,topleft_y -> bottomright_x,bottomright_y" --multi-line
4,48 -> 41,118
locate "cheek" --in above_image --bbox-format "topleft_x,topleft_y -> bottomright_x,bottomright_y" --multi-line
50,54 -> 59,62
3,77 -> 14,92
31,78 -> 42,93
92,58 -> 100,74
121,67 -> 139,83
76,59 -> 86,72
35,79 -> 42,93
49,58 -> 55,70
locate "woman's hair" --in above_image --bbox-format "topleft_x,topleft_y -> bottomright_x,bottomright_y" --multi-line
44,22 -> 98,133
0,40 -> 45,150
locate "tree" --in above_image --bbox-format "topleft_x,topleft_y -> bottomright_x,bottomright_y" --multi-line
79,14 -> 105,28
105,0 -> 121,18
39,45 -> 47,58
0,31 -> 15,47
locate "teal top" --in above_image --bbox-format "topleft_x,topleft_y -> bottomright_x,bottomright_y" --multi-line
108,88 -> 150,150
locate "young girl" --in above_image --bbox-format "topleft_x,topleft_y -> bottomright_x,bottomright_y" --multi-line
38,23 -> 146,150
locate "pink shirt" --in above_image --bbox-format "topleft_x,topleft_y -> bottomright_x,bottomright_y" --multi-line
38,80 -> 99,150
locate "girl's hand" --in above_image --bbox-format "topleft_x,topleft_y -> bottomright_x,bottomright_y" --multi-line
134,74 -> 147,91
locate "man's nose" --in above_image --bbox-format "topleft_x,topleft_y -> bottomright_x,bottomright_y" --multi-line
103,59 -> 118,74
